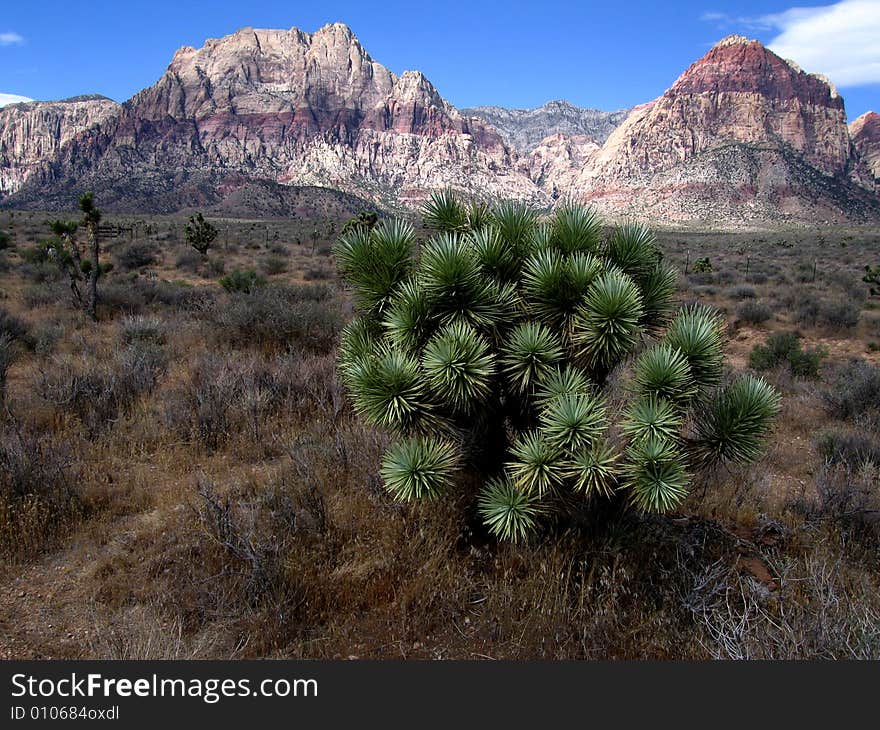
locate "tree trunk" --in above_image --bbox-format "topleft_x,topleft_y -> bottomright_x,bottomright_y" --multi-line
87,224 -> 99,321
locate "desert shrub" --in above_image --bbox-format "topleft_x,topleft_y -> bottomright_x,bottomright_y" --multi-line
98,282 -> 148,314
749,331 -> 825,377
134,279 -> 216,312
0,424 -> 81,557
817,299 -> 860,331
0,335 -> 15,399
114,242 -> 157,271
334,194 -> 780,542
692,257 -> 713,273
304,264 -> 334,281
219,268 -> 265,293
175,248 -> 203,273
745,273 -> 768,285
36,343 -> 167,435
816,431 -> 880,469
736,300 -> 772,325
0,307 -> 30,346
161,352 -> 332,449
823,361 -> 880,424
20,243 -> 50,265
0,230 -> 9,249
208,285 -> 340,352
118,315 -> 167,345
726,285 -> 756,301
260,255 -> 287,276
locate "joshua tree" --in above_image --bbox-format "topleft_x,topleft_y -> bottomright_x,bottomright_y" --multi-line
185,212 -> 218,257
46,219 -> 84,310
79,192 -> 102,321
334,192 -> 780,542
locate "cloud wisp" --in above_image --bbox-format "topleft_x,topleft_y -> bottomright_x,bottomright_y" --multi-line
0,93 -> 33,107
0,32 -> 25,46
702,0 -> 880,87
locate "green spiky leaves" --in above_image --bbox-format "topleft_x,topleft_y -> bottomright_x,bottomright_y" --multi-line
381,437 -> 459,500
574,270 -> 644,376
633,343 -> 695,404
502,321 -> 564,393
540,392 -> 607,454
623,437 -> 690,513
422,321 -> 495,413
333,192 -> 781,541
694,376 -> 781,466
334,219 -> 415,316
478,477 -> 540,543
508,431 -> 564,496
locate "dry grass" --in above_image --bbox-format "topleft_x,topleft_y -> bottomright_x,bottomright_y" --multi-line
1,212 -> 879,659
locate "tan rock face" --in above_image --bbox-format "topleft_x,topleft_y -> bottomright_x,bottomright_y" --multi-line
8,23 -> 537,211
851,111 -> 880,182
561,36 -> 879,222
0,96 -> 119,194
520,133 -> 599,197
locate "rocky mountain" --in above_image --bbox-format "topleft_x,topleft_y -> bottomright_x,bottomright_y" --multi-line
1,27 -> 878,224
0,95 -> 119,195
555,36 -> 880,222
3,23 -> 537,212
851,111 -> 880,184
462,100 -> 629,153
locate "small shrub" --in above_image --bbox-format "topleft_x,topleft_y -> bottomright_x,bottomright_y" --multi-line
261,255 -> 287,276
692,257 -> 713,273
749,332 -> 825,377
736,300 -> 772,325
209,285 -> 340,352
0,230 -> 9,250
174,248 -> 203,273
99,282 -> 147,314
114,242 -> 157,271
0,307 -> 30,346
219,269 -> 265,293
118,315 -> 167,345
816,430 -> 880,469
817,299 -> 860,331
823,361 -> 880,424
726,285 -> 756,301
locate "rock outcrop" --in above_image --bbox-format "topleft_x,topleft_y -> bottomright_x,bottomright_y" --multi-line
851,111 -> 880,183
2,27 -> 878,223
0,95 -> 119,195
463,100 -> 629,153
6,24 -> 538,212
552,36 -> 880,222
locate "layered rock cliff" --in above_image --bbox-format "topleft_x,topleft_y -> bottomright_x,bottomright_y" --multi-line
851,111 -> 880,183
6,23 -> 538,211
462,100 -> 629,153
553,36 -> 880,222
0,95 -> 119,195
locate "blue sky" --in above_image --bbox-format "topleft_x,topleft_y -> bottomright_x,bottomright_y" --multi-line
1,0 -> 878,119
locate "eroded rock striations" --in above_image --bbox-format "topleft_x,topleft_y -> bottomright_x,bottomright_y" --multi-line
462,100 -> 629,153
549,36 -> 880,221
2,28 -> 879,223
851,111 -> 880,185
5,23 -> 538,212
0,95 -> 119,195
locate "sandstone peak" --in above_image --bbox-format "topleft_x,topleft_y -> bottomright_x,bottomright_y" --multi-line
713,34 -> 756,48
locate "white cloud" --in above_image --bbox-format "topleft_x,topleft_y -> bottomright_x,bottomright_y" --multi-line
0,32 -> 24,46
0,93 -> 33,107
703,1 -> 880,87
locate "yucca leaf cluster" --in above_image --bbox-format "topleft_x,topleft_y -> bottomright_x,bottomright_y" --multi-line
335,192 -> 780,542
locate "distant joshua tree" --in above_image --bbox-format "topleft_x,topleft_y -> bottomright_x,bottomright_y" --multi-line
185,212 -> 218,257
334,190 -> 781,543
79,192 -> 102,321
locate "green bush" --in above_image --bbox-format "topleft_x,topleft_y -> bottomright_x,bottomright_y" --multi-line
334,193 -> 781,542
219,268 -> 266,293
749,331 -> 825,377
